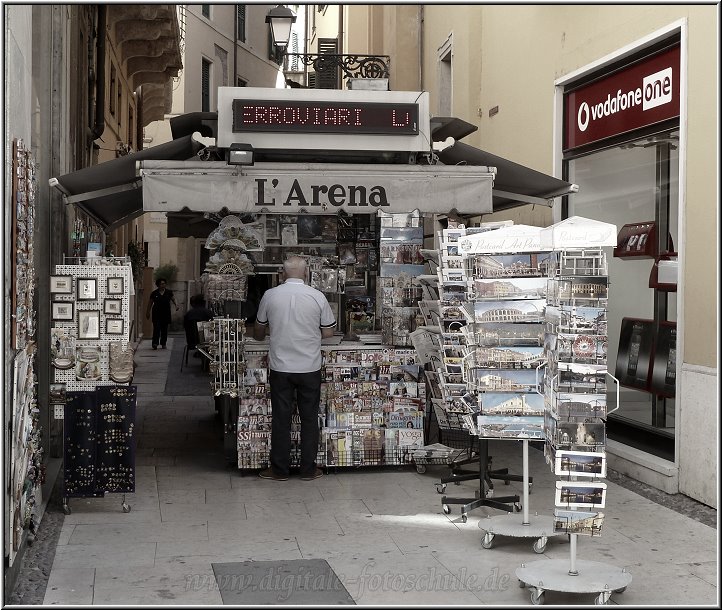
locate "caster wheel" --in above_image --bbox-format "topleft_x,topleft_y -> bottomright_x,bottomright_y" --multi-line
442,504 -> 451,515
122,503 -> 131,513
518,579 -> 526,589
514,502 -> 522,512
504,479 -> 511,485
531,590 -> 545,605
436,484 -> 447,494
532,537 -> 547,554
62,505 -> 71,515
460,513 -> 468,523
453,480 -> 461,486
594,592 -> 610,605
614,587 -> 626,594
416,465 -> 427,474
481,533 -> 495,549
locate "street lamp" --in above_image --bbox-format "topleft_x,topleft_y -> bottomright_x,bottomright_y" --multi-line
265,4 -> 296,53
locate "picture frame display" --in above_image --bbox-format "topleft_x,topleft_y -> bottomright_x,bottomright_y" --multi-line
106,277 -> 124,295
104,299 -> 122,315
77,310 -> 101,340
77,278 -> 97,301
51,301 -> 74,321
50,275 -> 73,294
105,318 -> 124,335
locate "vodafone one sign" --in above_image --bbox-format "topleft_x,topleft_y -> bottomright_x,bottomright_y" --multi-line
564,45 -> 679,151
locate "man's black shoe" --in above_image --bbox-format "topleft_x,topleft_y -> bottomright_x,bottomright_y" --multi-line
300,468 -> 324,481
258,468 -> 288,481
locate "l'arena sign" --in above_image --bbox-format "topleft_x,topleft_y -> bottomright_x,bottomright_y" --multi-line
254,177 -> 389,208
217,87 -> 430,153
139,161 -> 495,216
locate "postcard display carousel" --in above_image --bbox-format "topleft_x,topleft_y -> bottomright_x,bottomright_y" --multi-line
50,257 -> 135,514
445,225 -> 551,542
515,217 -> 632,605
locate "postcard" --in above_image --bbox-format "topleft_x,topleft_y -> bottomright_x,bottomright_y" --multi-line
555,481 -> 607,509
553,509 -> 605,536
554,449 -> 607,478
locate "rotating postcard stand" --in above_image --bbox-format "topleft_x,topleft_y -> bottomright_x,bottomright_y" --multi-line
516,373 -> 630,604
516,217 -> 632,604
459,225 -> 559,552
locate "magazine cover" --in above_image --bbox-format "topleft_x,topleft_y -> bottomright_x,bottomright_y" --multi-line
297,215 -> 324,240
398,428 -> 424,462
553,509 -> 604,536
281,224 -> 298,246
554,449 -> 607,478
362,428 -> 384,465
555,481 -> 607,509
243,367 -> 268,385
386,411 -> 424,429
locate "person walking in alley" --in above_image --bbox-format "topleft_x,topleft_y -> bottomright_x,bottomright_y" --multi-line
253,256 -> 336,481
145,278 -> 179,349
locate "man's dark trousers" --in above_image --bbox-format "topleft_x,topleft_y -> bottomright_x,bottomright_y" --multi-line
269,369 -> 322,477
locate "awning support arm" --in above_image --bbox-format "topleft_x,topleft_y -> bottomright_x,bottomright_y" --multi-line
60,179 -> 142,205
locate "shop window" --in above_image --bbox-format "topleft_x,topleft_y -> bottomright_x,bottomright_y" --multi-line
565,129 -> 679,452
201,58 -> 211,112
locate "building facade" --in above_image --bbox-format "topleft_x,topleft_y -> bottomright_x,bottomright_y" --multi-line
3,3 -> 181,594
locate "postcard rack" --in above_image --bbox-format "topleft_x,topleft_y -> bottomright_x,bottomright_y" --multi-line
516,222 -> 632,604
455,238 -> 557,551
431,225 -> 522,522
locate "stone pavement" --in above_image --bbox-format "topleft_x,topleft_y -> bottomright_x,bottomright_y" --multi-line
7,333 -> 719,605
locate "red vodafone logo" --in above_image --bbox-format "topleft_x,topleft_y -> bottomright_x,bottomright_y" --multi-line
565,45 -> 679,150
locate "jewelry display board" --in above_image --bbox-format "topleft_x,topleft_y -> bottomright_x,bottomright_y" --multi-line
63,387 -> 136,511
52,261 -> 133,390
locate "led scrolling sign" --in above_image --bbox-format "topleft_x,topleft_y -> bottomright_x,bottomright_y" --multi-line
232,99 -> 419,135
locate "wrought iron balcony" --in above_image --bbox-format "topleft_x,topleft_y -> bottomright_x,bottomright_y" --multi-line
284,53 -> 390,82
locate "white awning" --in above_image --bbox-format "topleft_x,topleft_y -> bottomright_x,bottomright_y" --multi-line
139,160 -> 494,216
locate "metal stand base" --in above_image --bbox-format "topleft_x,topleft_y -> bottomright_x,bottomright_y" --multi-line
516,559 -> 632,605
479,514 -> 562,553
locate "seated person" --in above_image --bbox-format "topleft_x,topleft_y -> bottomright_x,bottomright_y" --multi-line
184,295 -> 214,356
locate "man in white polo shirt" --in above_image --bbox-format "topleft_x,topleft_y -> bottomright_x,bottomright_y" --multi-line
254,256 -> 336,481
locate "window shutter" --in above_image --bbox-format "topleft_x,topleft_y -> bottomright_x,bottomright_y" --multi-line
317,38 -> 338,89
201,59 -> 211,112
236,5 -> 246,43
